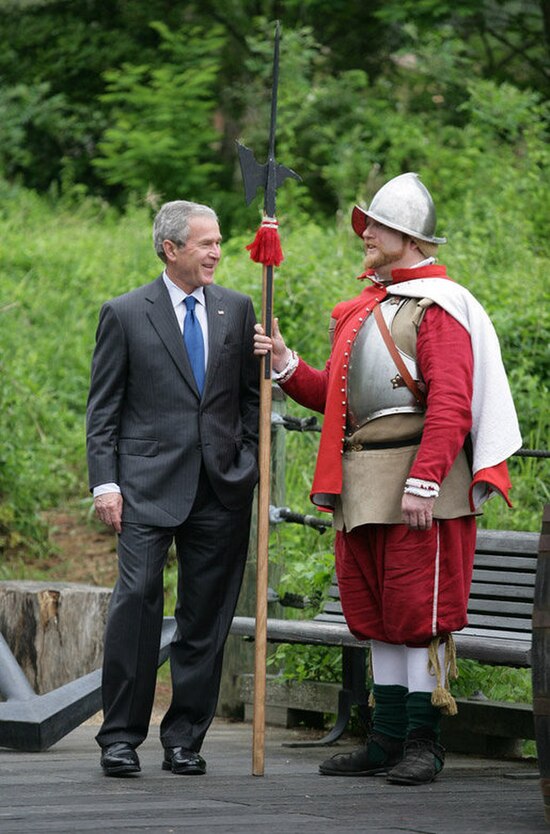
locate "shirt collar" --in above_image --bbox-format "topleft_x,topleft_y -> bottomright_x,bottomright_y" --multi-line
162,271 -> 205,308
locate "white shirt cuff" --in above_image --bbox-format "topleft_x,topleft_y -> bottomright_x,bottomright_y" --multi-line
93,483 -> 121,498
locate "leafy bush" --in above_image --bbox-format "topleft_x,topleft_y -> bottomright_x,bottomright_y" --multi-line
94,22 -> 224,206
0,187 -> 155,557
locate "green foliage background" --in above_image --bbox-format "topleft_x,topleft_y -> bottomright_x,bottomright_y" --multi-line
0,1 -> 549,712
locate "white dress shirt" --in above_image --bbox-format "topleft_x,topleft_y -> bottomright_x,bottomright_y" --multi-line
161,271 -> 209,366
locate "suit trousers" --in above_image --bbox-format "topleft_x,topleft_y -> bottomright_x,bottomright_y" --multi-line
96,466 -> 252,751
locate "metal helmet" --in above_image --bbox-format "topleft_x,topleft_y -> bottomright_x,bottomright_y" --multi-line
351,172 -> 446,244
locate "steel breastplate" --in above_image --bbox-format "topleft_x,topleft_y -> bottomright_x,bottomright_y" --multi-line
347,299 -> 424,432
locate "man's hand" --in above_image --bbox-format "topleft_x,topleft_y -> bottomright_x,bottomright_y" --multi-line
253,318 -> 291,373
401,493 -> 435,531
94,492 -> 123,533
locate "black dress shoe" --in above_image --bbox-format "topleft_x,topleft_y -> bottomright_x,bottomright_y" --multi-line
162,747 -> 206,775
100,742 -> 141,777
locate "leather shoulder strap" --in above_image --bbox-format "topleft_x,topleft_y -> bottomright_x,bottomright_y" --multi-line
373,302 -> 427,408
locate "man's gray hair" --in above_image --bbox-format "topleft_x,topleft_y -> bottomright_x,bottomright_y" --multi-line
153,200 -> 218,261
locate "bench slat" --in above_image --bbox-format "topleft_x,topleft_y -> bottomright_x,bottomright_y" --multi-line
314,612 -> 346,624
320,601 -> 344,616
475,529 -> 539,554
469,582 -> 535,600
467,597 -> 533,615
453,632 -> 531,667
466,613 -> 532,631
459,625 -> 531,641
472,569 -> 535,586
231,615 -> 367,648
472,554 -> 537,571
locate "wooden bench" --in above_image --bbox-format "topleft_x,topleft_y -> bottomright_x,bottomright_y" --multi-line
231,522 -> 542,748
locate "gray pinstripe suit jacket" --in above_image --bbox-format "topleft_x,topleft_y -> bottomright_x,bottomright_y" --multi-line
86,275 -> 259,526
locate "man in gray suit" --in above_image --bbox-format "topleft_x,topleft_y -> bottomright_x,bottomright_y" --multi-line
87,200 -> 259,777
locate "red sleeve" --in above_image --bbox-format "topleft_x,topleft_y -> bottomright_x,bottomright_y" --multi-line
409,305 -> 473,485
280,357 -> 331,414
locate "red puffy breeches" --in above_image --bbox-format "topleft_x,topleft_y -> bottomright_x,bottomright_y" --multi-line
334,518 -> 476,647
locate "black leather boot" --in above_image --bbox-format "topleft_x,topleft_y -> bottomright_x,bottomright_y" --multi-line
319,731 -> 404,776
386,727 -> 445,785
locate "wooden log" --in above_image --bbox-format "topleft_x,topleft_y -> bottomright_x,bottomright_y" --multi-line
0,580 -> 111,695
532,504 -> 550,823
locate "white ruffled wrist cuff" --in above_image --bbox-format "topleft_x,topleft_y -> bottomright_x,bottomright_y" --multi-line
272,350 -> 299,383
404,477 -> 440,499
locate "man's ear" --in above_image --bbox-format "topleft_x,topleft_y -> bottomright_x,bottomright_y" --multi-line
163,239 -> 179,263
407,235 -> 422,256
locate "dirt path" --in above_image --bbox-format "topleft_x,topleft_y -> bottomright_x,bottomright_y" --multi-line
42,507 -> 118,586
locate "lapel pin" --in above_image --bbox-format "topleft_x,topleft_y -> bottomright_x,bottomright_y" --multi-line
218,310 -> 225,315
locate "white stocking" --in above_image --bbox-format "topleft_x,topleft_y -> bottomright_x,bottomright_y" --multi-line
370,639 -> 408,688
406,642 -> 446,693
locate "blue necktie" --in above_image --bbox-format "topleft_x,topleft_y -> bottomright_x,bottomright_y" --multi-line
183,296 -> 205,394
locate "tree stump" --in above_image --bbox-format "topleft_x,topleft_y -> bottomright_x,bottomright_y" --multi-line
0,580 -> 112,695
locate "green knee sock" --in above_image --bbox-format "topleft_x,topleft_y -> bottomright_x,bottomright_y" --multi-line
406,690 -> 442,741
371,683 -> 408,741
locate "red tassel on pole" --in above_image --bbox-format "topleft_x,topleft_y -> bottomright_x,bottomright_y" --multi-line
246,215 -> 284,266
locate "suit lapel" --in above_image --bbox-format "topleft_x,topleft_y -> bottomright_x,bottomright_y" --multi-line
203,285 -> 227,394
145,276 -> 197,391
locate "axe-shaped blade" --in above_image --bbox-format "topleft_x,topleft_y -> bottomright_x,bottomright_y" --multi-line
236,22 -> 301,217
236,142 -> 267,206
237,141 -> 301,209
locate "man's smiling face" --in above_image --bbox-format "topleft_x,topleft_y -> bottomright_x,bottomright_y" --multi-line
165,216 -> 222,294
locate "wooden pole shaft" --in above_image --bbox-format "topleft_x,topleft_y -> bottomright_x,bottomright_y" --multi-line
252,264 -> 273,776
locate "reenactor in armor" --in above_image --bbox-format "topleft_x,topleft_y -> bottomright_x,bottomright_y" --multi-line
254,172 -> 521,785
